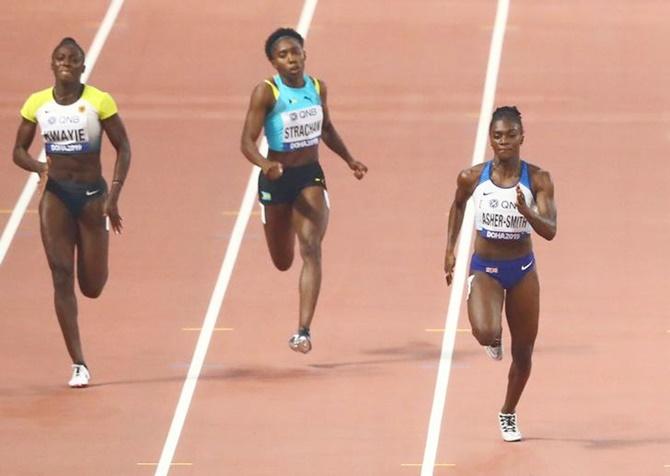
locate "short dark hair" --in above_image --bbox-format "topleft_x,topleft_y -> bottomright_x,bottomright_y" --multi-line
52,37 -> 85,59
264,28 -> 304,60
490,106 -> 523,132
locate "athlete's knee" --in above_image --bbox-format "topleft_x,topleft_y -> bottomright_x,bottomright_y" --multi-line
471,326 -> 500,346
80,278 -> 107,298
272,258 -> 293,271
81,288 -> 103,299
298,237 -> 321,261
270,251 -> 294,271
50,263 -> 75,291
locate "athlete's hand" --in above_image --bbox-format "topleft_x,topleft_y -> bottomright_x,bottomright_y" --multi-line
516,185 -> 531,217
263,162 -> 284,181
37,159 -> 49,196
348,160 -> 368,180
444,253 -> 456,286
103,198 -> 123,234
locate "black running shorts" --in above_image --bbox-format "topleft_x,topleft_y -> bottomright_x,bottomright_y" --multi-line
258,161 -> 326,205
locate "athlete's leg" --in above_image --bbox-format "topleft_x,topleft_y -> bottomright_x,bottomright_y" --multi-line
501,269 -> 540,413
292,186 -> 329,331
39,191 -> 85,365
262,203 -> 295,271
76,196 -> 109,298
467,272 -> 505,346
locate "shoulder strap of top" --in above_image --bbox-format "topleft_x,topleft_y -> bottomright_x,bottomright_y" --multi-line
520,161 -> 531,188
478,161 -> 492,185
310,76 -> 321,96
264,78 -> 279,100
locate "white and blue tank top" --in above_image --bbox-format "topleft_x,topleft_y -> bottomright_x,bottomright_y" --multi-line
263,74 -> 323,152
473,160 -> 536,241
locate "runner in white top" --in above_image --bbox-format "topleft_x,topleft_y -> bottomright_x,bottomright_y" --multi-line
444,106 -> 557,442
12,38 -> 131,388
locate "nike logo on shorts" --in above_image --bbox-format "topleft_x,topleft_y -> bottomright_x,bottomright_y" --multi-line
85,189 -> 100,196
521,260 -> 534,271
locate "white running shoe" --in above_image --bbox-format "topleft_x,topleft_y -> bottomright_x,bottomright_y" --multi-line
288,330 -> 312,354
68,364 -> 90,388
485,339 -> 503,361
498,412 -> 522,442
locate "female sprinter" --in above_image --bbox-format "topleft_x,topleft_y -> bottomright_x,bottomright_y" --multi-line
444,106 -> 556,441
13,37 -> 131,387
241,28 -> 367,354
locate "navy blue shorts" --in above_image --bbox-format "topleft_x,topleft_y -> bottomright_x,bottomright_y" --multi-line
45,178 -> 107,217
258,161 -> 326,205
469,253 -> 535,290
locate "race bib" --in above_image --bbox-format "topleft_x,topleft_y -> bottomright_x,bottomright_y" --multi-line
42,110 -> 91,154
281,106 -> 323,150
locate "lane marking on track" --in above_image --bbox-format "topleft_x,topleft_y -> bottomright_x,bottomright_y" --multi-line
401,463 -> 456,467
425,328 -> 471,333
137,463 -> 192,467
181,327 -> 233,332
0,209 -> 37,214
0,0 -> 126,266
420,1 -> 510,475
153,2 -> 319,475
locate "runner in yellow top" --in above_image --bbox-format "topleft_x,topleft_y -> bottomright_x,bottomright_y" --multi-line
12,37 -> 131,388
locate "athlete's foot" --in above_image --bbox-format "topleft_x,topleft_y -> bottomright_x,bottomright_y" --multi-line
485,337 -> 503,361
498,412 -> 522,442
68,364 -> 90,388
288,328 -> 312,354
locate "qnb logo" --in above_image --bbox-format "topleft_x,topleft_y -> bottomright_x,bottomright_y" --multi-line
58,115 -> 81,125
488,198 -> 499,208
288,107 -> 319,122
47,115 -> 81,125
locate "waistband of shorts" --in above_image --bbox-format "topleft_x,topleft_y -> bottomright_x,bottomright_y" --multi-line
46,177 -> 107,193
277,161 -> 322,172
471,252 -> 534,267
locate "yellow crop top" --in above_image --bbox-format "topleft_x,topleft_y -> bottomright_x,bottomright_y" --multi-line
20,84 -> 118,155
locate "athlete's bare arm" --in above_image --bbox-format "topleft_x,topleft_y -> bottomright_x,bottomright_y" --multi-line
516,166 -> 556,241
319,80 -> 367,179
444,165 -> 482,284
240,81 -> 283,179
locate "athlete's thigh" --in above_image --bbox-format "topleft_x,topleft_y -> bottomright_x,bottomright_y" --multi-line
504,269 -> 540,347
39,191 -> 77,270
262,202 -> 295,264
76,196 -> 109,286
467,271 -> 505,332
292,186 -> 329,243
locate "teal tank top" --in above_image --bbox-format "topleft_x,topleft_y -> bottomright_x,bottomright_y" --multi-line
263,74 -> 323,152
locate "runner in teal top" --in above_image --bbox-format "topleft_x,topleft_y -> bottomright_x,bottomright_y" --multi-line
241,27 -> 368,354
263,73 -> 323,152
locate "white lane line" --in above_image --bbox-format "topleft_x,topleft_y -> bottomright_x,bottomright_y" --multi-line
0,0 -> 126,266
152,2 -> 319,475
420,1 -> 510,474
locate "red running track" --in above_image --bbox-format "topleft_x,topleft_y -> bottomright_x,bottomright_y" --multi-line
0,1 -> 668,475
